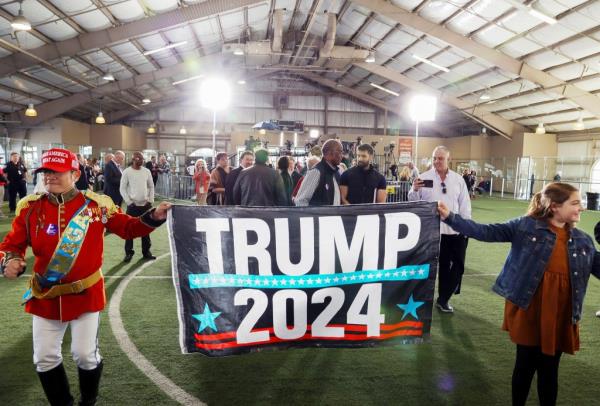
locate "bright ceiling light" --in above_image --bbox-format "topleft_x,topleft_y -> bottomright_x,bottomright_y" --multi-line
11,2 -> 31,31
365,51 -> 376,63
172,75 -> 203,86
259,129 -> 266,135
179,126 -> 187,135
233,46 -> 244,56
147,124 -> 156,134
528,7 -> 557,24
95,112 -> 105,124
479,93 -> 491,100
412,54 -> 450,72
25,103 -> 37,117
102,72 -> 115,81
237,79 -> 246,85
142,98 -> 151,104
309,129 -> 319,138
409,95 -> 437,122
200,77 -> 231,111
143,41 -> 188,56
574,117 -> 585,131
370,82 -> 400,97
535,123 -> 546,134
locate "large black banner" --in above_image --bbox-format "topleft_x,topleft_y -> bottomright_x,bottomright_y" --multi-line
168,202 -> 440,356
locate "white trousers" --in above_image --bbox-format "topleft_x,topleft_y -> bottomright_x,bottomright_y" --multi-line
32,312 -> 102,372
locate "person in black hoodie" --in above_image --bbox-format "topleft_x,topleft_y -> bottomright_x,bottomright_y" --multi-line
233,149 -> 286,206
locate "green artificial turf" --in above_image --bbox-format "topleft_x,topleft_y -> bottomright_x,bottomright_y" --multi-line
2,197 -> 600,405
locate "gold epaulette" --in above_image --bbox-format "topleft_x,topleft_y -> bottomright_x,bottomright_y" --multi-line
15,193 -> 45,216
84,190 -> 119,217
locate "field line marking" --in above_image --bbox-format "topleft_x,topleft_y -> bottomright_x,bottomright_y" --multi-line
108,253 -> 206,406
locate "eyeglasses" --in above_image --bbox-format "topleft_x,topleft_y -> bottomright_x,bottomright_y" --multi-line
441,182 -> 447,194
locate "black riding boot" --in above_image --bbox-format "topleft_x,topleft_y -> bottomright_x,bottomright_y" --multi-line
37,363 -> 74,406
78,361 -> 103,406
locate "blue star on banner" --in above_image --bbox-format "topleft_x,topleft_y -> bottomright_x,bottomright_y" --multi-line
396,295 -> 425,320
192,303 -> 222,333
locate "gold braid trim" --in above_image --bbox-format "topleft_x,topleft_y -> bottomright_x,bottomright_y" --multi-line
15,193 -> 44,216
83,190 -> 119,218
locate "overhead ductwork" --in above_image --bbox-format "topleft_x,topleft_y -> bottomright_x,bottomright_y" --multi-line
314,13 -> 368,70
322,13 -> 336,55
271,9 -> 283,53
222,8 -> 285,66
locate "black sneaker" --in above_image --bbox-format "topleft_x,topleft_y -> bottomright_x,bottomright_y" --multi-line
123,252 -> 134,263
435,300 -> 454,313
142,252 -> 156,260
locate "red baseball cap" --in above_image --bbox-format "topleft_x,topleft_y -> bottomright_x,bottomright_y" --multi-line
36,148 -> 80,173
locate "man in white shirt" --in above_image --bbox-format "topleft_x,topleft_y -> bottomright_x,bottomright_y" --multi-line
120,151 -> 155,262
407,161 -> 419,181
408,146 -> 471,313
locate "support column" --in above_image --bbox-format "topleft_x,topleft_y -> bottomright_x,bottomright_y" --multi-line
324,94 -> 329,135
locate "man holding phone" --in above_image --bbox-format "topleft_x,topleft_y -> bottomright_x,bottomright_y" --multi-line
408,146 -> 471,313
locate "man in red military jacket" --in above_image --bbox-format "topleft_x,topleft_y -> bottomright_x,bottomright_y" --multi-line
0,148 -> 171,406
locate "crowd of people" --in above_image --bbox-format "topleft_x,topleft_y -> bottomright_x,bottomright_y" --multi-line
2,143 -> 600,406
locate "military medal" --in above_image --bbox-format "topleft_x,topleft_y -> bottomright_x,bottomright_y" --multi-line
101,207 -> 108,224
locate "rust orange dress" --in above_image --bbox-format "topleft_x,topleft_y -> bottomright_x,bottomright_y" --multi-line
502,224 -> 579,356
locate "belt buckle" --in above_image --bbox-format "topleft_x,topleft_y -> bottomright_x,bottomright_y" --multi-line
70,280 -> 84,294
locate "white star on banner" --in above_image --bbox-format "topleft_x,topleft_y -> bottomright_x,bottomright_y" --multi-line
418,269 -> 425,275
384,272 -> 390,277
401,271 -> 408,277
333,277 -> 339,282
290,279 -> 296,286
307,279 -> 313,285
324,277 -> 331,284
272,279 -> 278,286
410,270 -> 415,276
376,272 -> 382,278
359,274 -> 365,280
367,274 -> 374,279
280,279 -> 287,285
350,275 -> 357,281
393,271 -> 399,277
342,276 -> 348,281
316,278 -> 322,284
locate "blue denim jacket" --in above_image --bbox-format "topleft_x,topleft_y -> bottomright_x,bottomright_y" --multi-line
444,213 -> 600,323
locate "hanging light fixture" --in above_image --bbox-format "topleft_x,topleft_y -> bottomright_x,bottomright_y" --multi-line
95,111 -> 105,124
142,98 -> 151,104
11,1 -> 31,31
147,123 -> 156,134
102,72 -> 115,81
574,116 -> 585,131
535,123 -> 546,134
25,103 -> 37,117
365,51 -> 376,63
179,125 -> 187,135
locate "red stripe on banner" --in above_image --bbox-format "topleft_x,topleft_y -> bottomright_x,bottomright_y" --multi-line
194,321 -> 423,342
194,329 -> 424,350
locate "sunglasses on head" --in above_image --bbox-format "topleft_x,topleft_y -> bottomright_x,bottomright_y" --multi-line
441,182 -> 447,194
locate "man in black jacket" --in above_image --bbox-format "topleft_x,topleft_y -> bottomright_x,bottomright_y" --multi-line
103,151 -> 124,206
224,150 -> 254,205
75,154 -> 88,191
232,149 -> 286,206
294,139 -> 342,206
5,152 -> 28,213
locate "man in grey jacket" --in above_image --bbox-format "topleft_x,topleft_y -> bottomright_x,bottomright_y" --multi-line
232,149 -> 286,206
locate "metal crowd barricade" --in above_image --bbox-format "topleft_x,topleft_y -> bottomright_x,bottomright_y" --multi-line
385,181 -> 412,203
155,174 -> 196,201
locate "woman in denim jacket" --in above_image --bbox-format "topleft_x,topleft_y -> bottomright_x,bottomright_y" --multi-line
438,183 -> 600,406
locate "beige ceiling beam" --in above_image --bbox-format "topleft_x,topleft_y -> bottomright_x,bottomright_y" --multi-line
351,0 -> 600,119
0,0 -> 266,78
9,61 -> 205,125
299,72 -> 448,137
354,62 -> 522,140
